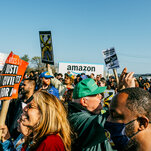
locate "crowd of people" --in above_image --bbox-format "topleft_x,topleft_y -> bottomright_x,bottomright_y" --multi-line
0,67 -> 151,151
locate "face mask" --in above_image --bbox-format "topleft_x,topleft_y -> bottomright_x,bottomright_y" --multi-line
104,119 -> 138,151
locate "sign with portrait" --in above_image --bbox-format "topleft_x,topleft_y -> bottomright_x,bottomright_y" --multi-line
102,48 -> 120,69
39,31 -> 54,65
0,52 -> 28,100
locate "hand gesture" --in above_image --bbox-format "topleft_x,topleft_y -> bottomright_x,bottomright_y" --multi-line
118,67 -> 136,90
124,72 -> 136,88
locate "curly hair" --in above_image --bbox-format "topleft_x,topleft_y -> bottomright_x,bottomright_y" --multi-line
119,87 -> 151,121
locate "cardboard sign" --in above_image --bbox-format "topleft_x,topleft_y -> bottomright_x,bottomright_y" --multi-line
102,48 -> 120,69
0,52 -> 28,100
39,31 -> 54,65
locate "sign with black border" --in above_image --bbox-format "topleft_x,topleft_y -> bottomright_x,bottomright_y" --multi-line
39,31 -> 54,65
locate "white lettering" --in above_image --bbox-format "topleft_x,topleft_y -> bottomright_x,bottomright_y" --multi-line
2,76 -> 15,86
15,76 -> 22,83
5,64 -> 18,74
0,88 -> 10,97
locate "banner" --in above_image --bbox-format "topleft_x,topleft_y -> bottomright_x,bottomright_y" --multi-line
39,31 -> 54,65
102,48 -> 120,69
0,52 -> 28,100
59,62 -> 104,77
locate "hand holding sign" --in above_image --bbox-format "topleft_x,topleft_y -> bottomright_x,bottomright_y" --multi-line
102,48 -> 120,86
0,52 -> 28,140
39,31 -> 54,65
0,124 -> 10,142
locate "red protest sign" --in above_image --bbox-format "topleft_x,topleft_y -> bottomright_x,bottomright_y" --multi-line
0,52 -> 28,100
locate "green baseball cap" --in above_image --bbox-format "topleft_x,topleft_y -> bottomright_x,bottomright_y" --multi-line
73,78 -> 106,99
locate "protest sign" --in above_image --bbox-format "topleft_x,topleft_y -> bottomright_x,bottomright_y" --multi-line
0,51 -> 28,140
103,90 -> 115,108
102,48 -> 120,69
39,31 -> 54,65
0,53 -> 9,71
0,52 -> 29,100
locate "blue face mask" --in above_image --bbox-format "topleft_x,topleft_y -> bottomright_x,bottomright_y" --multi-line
104,119 -> 138,151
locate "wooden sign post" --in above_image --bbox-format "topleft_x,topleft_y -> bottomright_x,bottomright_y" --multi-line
113,68 -> 119,86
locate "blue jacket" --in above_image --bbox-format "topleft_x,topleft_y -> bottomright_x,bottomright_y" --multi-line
45,84 -> 60,99
0,134 -> 24,151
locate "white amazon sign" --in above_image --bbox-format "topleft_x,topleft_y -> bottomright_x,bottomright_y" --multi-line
59,62 -> 104,76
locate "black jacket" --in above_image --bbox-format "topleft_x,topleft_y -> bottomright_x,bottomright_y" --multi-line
6,96 -> 33,139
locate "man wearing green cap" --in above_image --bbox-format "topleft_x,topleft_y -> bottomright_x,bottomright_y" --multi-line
68,78 -> 115,151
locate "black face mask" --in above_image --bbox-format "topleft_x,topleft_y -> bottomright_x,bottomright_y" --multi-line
104,119 -> 139,151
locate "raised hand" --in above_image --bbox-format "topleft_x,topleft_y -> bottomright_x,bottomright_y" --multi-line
118,67 -> 136,90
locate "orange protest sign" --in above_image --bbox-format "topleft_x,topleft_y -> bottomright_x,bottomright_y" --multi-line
0,52 -> 28,100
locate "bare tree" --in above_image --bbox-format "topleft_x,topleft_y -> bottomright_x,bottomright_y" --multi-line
30,56 -> 45,71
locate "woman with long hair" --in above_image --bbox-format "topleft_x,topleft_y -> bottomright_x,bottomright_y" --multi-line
21,90 -> 71,151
